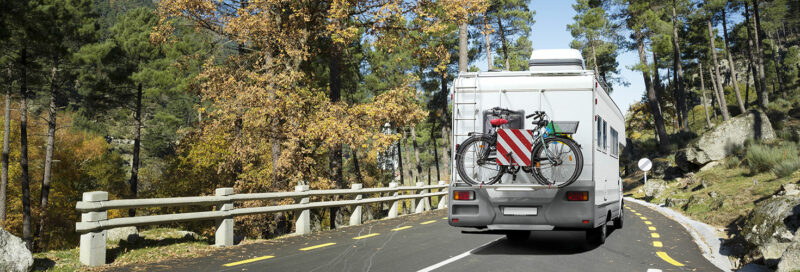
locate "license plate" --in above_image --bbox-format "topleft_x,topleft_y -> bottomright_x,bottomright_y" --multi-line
503,207 -> 538,216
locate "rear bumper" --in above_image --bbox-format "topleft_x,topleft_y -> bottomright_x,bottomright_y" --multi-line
447,183 -> 596,230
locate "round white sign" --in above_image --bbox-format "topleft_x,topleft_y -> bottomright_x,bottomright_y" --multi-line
638,158 -> 652,172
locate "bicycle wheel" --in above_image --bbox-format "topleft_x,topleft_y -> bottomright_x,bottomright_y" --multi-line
530,136 -> 583,188
455,135 -> 507,185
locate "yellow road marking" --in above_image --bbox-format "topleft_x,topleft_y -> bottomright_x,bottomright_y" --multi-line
442,217 -> 447,219
640,216 -> 647,220
392,226 -> 412,231
649,226 -> 657,231
223,255 -> 275,267
630,209 -> 636,212
656,251 -> 685,266
635,213 -> 642,216
651,233 -> 661,238
644,221 -> 652,225
353,233 -> 380,240
653,241 -> 663,247
299,242 -> 336,251
421,220 -> 436,225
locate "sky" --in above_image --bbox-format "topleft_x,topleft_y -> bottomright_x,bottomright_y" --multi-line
473,0 -> 645,115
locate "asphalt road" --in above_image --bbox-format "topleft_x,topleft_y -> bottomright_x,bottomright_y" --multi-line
118,201 -> 721,272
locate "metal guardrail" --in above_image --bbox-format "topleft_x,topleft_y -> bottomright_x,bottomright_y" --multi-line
75,181 -> 449,266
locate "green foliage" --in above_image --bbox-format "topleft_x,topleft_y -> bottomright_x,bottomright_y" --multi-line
773,160 -> 800,177
724,156 -> 740,169
745,142 -> 800,174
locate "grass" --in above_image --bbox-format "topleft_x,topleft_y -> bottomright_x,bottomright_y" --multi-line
33,228 -> 219,271
744,142 -> 799,174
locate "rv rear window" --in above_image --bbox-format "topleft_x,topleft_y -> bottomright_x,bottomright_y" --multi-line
610,128 -> 619,156
596,117 -> 602,149
602,120 -> 607,151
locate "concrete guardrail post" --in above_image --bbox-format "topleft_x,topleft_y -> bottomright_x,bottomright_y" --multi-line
349,183 -> 363,226
415,182 -> 426,213
437,181 -> 448,209
388,182 -> 399,218
295,184 -> 311,235
215,188 -> 234,247
79,191 -> 108,266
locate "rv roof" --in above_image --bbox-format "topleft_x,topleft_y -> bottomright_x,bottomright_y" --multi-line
529,49 -> 583,61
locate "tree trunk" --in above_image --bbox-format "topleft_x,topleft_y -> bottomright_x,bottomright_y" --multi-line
707,20 -> 731,121
431,118 -> 440,182
0,68 -> 10,224
699,62 -> 712,128
37,65 -> 58,250
745,62 -> 752,108
709,66 -> 726,122
411,126 -> 421,184
652,51 -> 663,116
497,17 -> 510,70
19,48 -> 32,249
671,0 -> 688,131
591,42 -> 600,79
752,0 -> 769,107
328,42 -> 344,229
769,32 -> 786,97
635,30 -> 670,150
397,138 -> 404,185
128,83 -> 142,217
439,73 -> 450,180
484,16 -> 493,71
744,2 -> 762,107
722,8 -> 746,113
351,149 -> 363,184
401,130 -> 412,185
459,23 -> 468,72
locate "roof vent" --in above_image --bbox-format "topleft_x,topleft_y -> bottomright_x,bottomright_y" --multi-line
529,49 -> 585,71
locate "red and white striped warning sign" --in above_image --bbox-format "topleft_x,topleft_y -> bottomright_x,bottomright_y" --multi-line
496,129 -> 534,166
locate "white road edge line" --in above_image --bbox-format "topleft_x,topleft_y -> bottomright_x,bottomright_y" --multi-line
416,237 -> 502,272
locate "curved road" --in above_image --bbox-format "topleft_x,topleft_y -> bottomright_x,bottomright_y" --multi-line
120,202 -> 720,272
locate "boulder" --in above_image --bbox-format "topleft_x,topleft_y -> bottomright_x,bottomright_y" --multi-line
643,180 -> 667,200
678,110 -> 775,170
107,226 -> 139,242
777,234 -> 800,272
665,197 -> 689,208
741,195 -> 800,267
778,183 -> 800,197
0,227 -> 33,272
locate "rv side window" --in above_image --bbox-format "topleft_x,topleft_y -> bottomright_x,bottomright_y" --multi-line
596,117 -> 602,149
602,120 -> 607,151
610,128 -> 619,157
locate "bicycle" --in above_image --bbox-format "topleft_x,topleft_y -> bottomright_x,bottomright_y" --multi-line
454,107 -> 583,187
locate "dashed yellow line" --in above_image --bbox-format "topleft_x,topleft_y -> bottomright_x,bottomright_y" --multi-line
442,217 -> 447,220
223,255 -> 275,267
640,216 -> 647,220
630,209 -> 636,212
656,251 -> 685,266
392,226 -> 412,231
353,233 -> 380,240
644,221 -> 652,225
653,241 -> 663,247
421,220 -> 436,225
651,233 -> 661,238
648,226 -> 657,231
635,213 -> 642,216
299,242 -> 336,251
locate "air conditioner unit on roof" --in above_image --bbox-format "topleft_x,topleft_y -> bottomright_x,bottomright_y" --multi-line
529,49 -> 585,71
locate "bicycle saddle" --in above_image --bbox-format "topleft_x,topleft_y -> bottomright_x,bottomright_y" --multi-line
490,118 -> 509,127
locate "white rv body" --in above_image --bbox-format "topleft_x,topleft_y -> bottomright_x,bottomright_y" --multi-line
448,49 -> 625,233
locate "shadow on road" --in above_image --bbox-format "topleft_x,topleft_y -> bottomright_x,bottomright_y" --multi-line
472,228 -> 619,256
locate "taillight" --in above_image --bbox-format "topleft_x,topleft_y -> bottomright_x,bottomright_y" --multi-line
453,191 -> 474,200
566,191 -> 588,201
455,144 -> 460,150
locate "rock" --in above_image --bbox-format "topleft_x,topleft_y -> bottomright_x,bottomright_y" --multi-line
699,161 -> 721,172
176,231 -> 199,240
739,263 -> 774,272
107,226 -> 138,242
684,195 -> 707,211
0,227 -> 33,272
681,110 -> 775,168
650,158 -> 671,178
777,234 -> 800,272
778,183 -> 800,197
665,197 -> 689,208
643,180 -> 667,200
741,195 -> 800,267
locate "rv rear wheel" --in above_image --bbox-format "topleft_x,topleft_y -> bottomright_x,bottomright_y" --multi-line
586,222 -> 607,245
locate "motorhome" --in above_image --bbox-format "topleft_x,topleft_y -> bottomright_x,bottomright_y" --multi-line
448,49 -> 625,244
